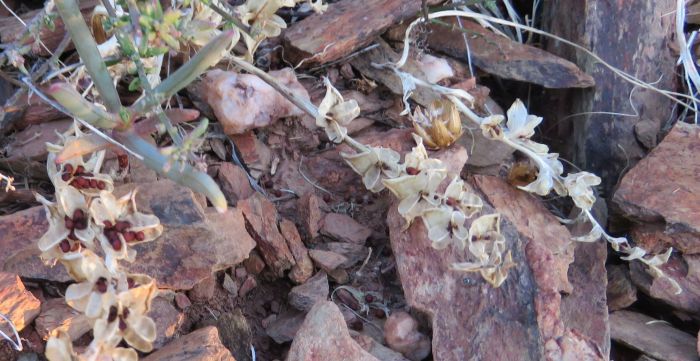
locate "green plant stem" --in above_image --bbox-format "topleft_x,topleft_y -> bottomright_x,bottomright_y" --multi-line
55,0 -> 122,113
117,131 -> 227,212
206,1 -> 252,38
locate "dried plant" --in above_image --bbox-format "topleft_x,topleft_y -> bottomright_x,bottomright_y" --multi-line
38,125 -> 161,361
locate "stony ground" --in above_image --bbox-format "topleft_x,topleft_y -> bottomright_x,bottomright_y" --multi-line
1,0 -> 700,361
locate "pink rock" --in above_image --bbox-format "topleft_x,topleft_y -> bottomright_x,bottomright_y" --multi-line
188,275 -> 216,302
244,251 -> 266,275
286,301 -> 379,361
142,326 -> 235,361
148,297 -> 185,349
280,218 -> 314,284
203,68 -> 310,135
238,275 -> 257,298
0,272 -> 41,331
288,271 -> 329,312
174,293 -> 191,310
211,163 -> 255,205
298,193 -> 328,240
309,249 -> 348,272
321,213 -> 372,245
384,312 -> 431,361
35,298 -> 90,341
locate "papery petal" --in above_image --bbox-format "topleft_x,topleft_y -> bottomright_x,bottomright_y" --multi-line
38,224 -> 71,252
397,192 -> 422,217
57,186 -> 87,216
65,281 -> 93,306
341,150 -> 377,175
110,347 -> 138,361
363,165 -> 383,192
123,315 -> 157,352
45,332 -> 75,361
331,99 -> 360,125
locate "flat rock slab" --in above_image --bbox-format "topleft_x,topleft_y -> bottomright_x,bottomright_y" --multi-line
0,272 -> 41,331
321,213 -> 372,245
0,180 -> 256,290
142,326 -> 235,361
283,0 -> 441,67
610,310 -> 698,361
35,298 -> 90,341
629,253 -> 700,316
614,122 -> 700,253
286,301 -> 379,361
395,19 -> 595,88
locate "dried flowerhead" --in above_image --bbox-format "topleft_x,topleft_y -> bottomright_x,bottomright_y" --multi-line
412,100 -> 463,149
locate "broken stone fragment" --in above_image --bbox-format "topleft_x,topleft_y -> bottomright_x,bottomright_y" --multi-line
288,271 -> 329,312
0,272 -> 41,332
606,265 -> 637,311
309,249 -> 348,273
142,326 -> 235,361
286,301 -> 380,361
280,218 -> 314,284
202,68 -> 310,135
321,213 -> 372,245
148,296 -> 185,349
383,312 -> 431,361
210,162 -> 255,206
35,298 -> 90,341
610,311 -> 698,361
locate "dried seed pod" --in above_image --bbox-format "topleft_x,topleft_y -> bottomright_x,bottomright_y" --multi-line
412,100 -> 463,149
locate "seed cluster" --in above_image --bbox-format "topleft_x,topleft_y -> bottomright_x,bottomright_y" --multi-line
62,164 -> 106,190
59,209 -> 89,253
103,220 -> 145,251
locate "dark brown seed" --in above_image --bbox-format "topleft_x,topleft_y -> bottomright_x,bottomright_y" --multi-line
122,307 -> 130,320
103,220 -> 113,228
67,231 -> 78,241
335,288 -> 360,310
97,181 -> 106,190
59,239 -> 71,253
74,219 -> 87,230
123,232 -> 135,243
118,154 -> 128,169
446,198 -> 458,207
127,278 -> 135,289
76,177 -> 88,188
75,165 -> 85,174
96,277 -> 108,293
371,308 -> 386,318
107,306 -> 118,322
271,189 -> 282,197
322,194 -> 331,202
364,294 -> 374,303
64,164 -> 74,174
64,216 -> 74,230
135,231 -> 145,241
406,167 -> 420,175
264,180 -> 274,188
110,238 -> 123,251
118,318 -> 127,331
69,180 -> 78,187
70,242 -> 80,252
82,172 -> 94,177
61,173 -> 71,182
73,209 -> 85,220
89,179 -> 98,188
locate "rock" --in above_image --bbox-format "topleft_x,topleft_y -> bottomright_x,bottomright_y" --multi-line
545,0 -> 678,192
0,272 -> 40,331
215,310 -> 253,361
383,312 -> 431,361
280,219 -> 314,284
388,171 -> 605,360
229,131 -> 272,178
34,298 -> 90,341
261,314 -> 277,329
318,242 -> 368,269
222,274 -> 239,296
634,119 -> 659,149
188,275 -> 216,302
297,193 -> 328,240
211,163 -> 255,206
283,0 -> 440,67
234,267 -> 247,281
629,253 -> 700,316
614,122 -> 700,254
390,19 -> 594,88
174,293 -> 191,310
202,68 -> 310,135
288,272 -> 329,312
3,120 -> 72,162
142,326 -> 235,361
351,332 -> 411,361
239,194 -> 296,277
244,251 -> 266,275
610,311 -> 697,361
309,249 -> 348,273
606,265 -> 637,311
238,275 -> 257,298
148,296 -> 185,349
266,309 -> 306,344
286,301 -> 379,361
321,213 -> 372,245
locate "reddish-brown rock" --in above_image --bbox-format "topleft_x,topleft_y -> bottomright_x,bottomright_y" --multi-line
321,213 -> 372,245
280,219 -> 314,284
610,311 -> 697,361
35,298 -> 90,341
283,0 -> 441,67
384,312 -> 431,361
309,249 -> 348,273
142,326 -> 235,361
211,163 -> 255,206
149,297 -> 185,349
606,265 -> 637,311
297,193 -> 328,240
286,301 -> 380,361
0,272 -> 40,332
238,275 -> 257,298
266,309 -> 306,344
239,194 -> 296,277
244,251 -> 266,275
630,253 -> 700,316
174,293 -> 191,310
4,120 -> 72,161
317,242 -> 368,269
351,332 -> 411,361
288,271 -> 329,312
614,123 -> 700,254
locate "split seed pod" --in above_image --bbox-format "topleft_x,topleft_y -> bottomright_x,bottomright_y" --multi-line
412,100 -> 463,149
